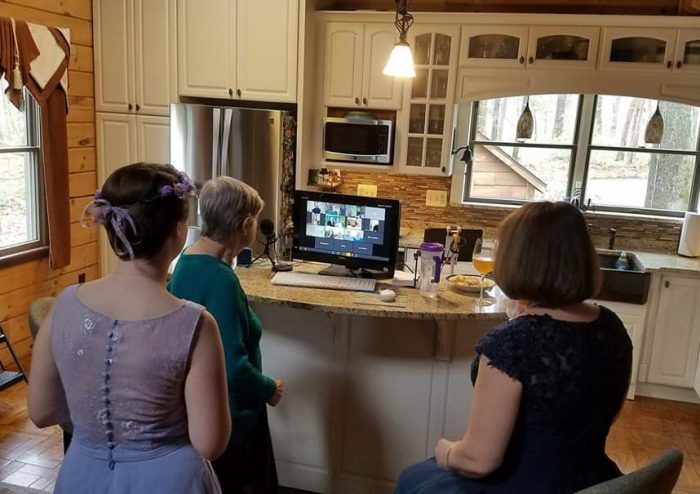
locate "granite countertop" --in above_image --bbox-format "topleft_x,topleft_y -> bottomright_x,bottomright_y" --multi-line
235,262 -> 509,321
400,228 -> 700,277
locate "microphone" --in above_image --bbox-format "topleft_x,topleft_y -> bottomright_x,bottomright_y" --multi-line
252,219 -> 292,272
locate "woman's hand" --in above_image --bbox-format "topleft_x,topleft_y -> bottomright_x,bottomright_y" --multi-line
435,438 -> 456,468
268,379 -> 284,406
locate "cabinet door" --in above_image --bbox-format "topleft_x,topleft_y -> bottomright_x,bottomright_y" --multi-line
94,0 -> 134,113
236,0 -> 298,103
362,24 -> 403,110
133,0 -> 176,116
136,116 -> 170,163
648,275 -> 700,388
398,25 -> 460,176
616,311 -> 645,400
674,29 -> 700,74
178,0 -> 235,98
527,26 -> 600,70
324,22 -> 364,108
459,25 -> 528,68
96,113 -> 137,276
600,27 -> 677,71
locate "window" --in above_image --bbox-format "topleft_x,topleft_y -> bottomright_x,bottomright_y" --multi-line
0,80 -> 44,260
459,94 -> 700,216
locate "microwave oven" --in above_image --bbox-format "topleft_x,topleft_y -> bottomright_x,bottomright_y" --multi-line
323,117 -> 393,165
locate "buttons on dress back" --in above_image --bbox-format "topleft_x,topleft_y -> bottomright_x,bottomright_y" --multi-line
103,320 -> 120,469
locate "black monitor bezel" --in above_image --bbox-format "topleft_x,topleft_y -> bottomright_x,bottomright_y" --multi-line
292,190 -> 401,275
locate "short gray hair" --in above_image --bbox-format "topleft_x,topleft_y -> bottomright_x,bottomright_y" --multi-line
199,176 -> 264,243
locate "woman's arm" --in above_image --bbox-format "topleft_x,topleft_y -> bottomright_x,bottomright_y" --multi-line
436,356 -> 522,478
27,307 -> 70,428
185,310 -> 231,460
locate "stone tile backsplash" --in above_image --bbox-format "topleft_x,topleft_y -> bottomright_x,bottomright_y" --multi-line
335,171 -> 683,254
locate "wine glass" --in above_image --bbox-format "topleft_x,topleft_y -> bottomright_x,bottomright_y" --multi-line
472,239 -> 496,307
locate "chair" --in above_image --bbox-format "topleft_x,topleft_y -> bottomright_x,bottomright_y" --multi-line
574,448 -> 684,494
28,296 -> 55,339
423,228 -> 483,262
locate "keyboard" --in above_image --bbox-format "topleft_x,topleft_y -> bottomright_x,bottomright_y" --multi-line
271,271 -> 376,292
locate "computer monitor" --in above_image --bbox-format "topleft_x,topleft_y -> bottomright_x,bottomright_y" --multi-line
292,190 -> 401,279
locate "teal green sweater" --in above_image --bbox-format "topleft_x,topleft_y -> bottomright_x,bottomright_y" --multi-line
168,254 -> 276,447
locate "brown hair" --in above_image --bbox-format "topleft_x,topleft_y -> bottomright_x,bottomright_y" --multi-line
99,163 -> 190,260
494,201 -> 601,307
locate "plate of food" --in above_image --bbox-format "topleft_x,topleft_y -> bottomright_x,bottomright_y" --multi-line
446,274 -> 495,293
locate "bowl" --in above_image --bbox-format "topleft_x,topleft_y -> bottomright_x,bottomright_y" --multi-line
446,274 -> 495,293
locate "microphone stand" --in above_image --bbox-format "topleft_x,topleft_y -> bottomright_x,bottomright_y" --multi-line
252,234 -> 292,272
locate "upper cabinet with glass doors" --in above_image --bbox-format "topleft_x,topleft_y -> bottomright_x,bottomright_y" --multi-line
460,25 -> 599,70
397,25 -> 460,176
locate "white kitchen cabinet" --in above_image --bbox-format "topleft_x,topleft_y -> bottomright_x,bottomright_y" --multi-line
397,25 -> 460,176
178,0 -> 298,103
674,29 -> 700,74
647,275 -> 700,388
600,27 -> 678,72
324,22 -> 403,110
459,25 -> 599,70
96,113 -> 170,276
94,0 -> 175,116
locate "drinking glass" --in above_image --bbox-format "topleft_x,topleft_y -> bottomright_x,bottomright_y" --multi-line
472,239 -> 496,306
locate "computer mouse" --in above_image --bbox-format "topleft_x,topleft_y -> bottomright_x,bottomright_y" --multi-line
379,289 -> 396,303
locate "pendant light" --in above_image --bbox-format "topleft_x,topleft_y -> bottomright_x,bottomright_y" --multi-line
516,96 -> 534,140
383,0 -> 416,78
644,101 -> 664,145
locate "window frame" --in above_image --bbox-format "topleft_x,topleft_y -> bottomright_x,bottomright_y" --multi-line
0,94 -> 47,263
457,94 -> 700,218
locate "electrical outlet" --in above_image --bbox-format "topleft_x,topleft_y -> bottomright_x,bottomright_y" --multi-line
425,190 -> 447,207
78,272 -> 86,283
357,184 -> 377,197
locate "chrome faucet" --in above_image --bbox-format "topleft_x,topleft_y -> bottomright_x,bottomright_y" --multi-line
607,228 -> 617,250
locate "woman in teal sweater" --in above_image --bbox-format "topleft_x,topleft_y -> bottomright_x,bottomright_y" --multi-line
169,176 -> 282,494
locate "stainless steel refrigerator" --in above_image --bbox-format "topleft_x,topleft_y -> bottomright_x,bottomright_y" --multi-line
170,103 -> 293,255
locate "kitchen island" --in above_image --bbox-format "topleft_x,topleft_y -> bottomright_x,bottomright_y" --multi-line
236,263 -> 507,494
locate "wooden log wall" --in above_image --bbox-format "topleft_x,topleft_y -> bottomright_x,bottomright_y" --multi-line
0,0 -> 98,370
331,0 -> 700,15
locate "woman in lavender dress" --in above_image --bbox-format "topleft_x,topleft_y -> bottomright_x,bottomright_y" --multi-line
27,163 -> 230,493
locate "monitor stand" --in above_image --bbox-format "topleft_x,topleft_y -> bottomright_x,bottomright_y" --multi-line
317,264 -> 391,279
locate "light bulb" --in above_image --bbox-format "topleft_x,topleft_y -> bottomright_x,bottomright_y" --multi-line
383,42 -> 416,78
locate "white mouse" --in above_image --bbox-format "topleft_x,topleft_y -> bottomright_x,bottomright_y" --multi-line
379,288 -> 396,302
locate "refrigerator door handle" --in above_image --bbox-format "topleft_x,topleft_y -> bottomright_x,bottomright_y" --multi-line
221,108 -> 235,177
211,108 -> 222,180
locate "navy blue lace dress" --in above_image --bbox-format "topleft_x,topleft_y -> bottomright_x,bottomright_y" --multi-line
395,306 -> 632,494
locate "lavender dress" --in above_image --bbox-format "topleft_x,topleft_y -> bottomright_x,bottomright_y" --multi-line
49,285 -> 221,494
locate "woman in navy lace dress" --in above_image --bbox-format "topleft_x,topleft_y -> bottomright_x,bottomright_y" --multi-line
395,201 -> 632,494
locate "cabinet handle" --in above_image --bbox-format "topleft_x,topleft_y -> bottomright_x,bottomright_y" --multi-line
236,88 -> 242,97
665,280 -> 670,288
528,56 -> 534,64
666,60 -> 672,69
135,104 -> 140,112
128,103 -> 133,111
519,56 -> 525,64
362,97 -> 368,105
355,97 -> 360,105
676,60 -> 683,69
228,88 -> 233,97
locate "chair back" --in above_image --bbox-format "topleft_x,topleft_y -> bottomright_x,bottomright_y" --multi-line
423,228 -> 483,262
574,449 -> 683,494
28,297 -> 56,340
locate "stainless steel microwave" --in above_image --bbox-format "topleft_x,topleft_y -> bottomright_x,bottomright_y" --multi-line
323,117 -> 393,165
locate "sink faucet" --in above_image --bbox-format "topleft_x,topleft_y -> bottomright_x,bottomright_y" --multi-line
607,228 -> 617,250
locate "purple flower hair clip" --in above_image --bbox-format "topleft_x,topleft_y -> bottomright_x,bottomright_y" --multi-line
158,171 -> 195,199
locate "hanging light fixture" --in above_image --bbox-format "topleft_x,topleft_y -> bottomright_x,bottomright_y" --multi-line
383,0 -> 416,78
516,96 -> 534,141
644,101 -> 664,145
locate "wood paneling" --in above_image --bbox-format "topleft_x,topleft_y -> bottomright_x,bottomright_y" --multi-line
0,2 -> 92,45
330,0 -> 697,15
0,0 -> 97,366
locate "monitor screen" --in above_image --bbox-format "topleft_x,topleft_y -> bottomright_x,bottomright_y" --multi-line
292,190 -> 401,276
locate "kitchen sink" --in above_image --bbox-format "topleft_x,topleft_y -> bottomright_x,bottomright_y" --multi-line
596,250 -> 651,305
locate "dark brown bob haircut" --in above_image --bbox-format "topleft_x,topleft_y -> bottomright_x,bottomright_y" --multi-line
494,201 -> 601,308
100,162 -> 189,260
